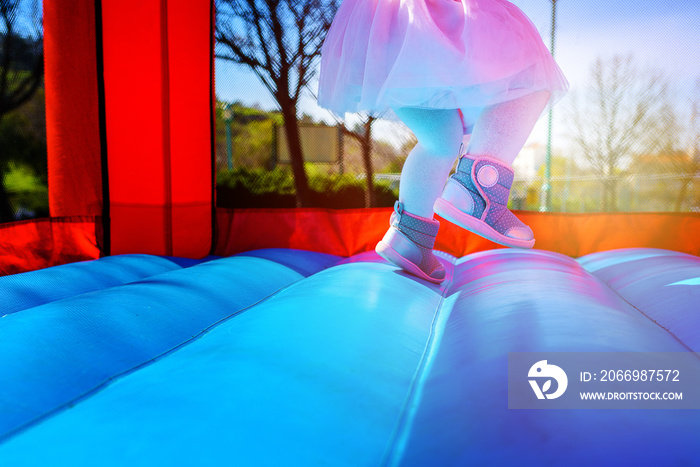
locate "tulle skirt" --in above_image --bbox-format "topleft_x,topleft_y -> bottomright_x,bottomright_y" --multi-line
317,0 -> 569,116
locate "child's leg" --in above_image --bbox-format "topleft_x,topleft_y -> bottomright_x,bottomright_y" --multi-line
458,105 -> 483,141
375,107 -> 462,283
394,107 -> 463,218
467,90 -> 550,165
435,91 -> 550,248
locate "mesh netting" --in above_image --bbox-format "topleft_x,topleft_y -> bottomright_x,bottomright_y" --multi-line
0,0 -> 46,222
214,0 -> 700,212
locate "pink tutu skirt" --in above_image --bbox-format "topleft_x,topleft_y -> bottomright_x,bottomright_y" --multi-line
317,0 -> 568,115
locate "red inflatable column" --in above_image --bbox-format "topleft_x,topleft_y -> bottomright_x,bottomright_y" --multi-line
101,0 -> 214,257
45,0 -> 103,219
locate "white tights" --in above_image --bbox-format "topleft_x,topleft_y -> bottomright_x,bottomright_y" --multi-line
394,90 -> 550,218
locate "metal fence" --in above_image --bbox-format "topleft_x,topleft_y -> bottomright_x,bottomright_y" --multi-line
512,174 -> 700,213
214,0 -> 700,212
213,88 -> 700,212
213,101 -> 410,208
214,111 -> 700,213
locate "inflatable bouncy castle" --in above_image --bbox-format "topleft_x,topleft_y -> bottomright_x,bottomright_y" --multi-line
1,1 -> 699,465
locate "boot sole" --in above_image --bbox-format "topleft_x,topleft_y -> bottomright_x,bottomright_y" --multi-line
434,198 -> 535,249
376,241 -> 445,284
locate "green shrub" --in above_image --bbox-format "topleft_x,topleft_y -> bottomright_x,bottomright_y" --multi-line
2,162 -> 49,218
216,167 -> 398,208
217,167 -> 296,195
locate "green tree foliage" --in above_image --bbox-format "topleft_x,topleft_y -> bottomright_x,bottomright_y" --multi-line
0,89 -> 48,219
1,0 -> 44,221
215,100 -> 282,170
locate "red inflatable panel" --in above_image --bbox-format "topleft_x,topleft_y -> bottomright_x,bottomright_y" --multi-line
215,208 -> 394,257
0,218 -> 100,276
101,0 -> 213,257
520,211 -> 700,257
44,0 -> 103,218
215,208 -> 700,258
168,1 -> 214,256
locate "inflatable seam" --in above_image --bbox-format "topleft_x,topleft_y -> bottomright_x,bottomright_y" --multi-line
380,280 -> 454,466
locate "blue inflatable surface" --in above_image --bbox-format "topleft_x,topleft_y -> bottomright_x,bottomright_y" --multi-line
1,254 -> 188,316
0,248 -> 698,465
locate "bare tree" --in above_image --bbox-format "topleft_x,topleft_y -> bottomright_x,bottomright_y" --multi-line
340,115 -> 377,207
216,0 -> 339,207
625,78 -> 698,212
568,55 -> 670,211
674,79 -> 700,211
0,0 -> 43,221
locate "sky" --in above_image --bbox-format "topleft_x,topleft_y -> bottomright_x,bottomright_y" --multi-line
521,0 -> 700,88
215,0 -> 700,147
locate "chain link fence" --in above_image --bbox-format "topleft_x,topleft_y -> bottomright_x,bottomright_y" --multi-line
214,0 -> 700,212
511,173 -> 700,213
213,98 -> 410,208
212,87 -> 700,213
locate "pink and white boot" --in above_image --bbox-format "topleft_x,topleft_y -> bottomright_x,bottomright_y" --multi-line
434,153 -> 535,249
376,201 -> 446,283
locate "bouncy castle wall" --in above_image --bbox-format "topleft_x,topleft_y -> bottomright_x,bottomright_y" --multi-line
44,0 -> 215,260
